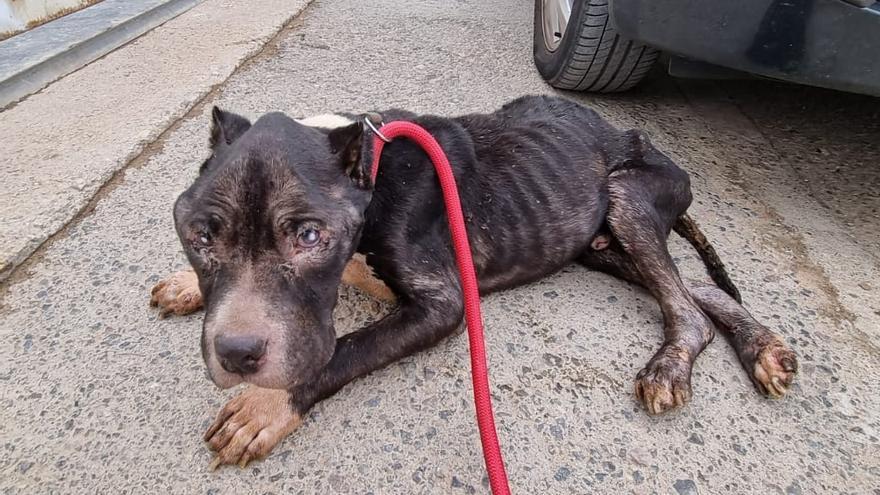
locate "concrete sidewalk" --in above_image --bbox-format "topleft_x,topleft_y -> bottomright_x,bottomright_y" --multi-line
0,0 -> 311,281
0,0 -> 206,108
1,0 -> 879,492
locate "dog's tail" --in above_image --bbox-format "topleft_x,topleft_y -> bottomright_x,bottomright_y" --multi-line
673,213 -> 742,303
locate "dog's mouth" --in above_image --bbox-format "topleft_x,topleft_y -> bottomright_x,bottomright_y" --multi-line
200,291 -> 337,391
207,367 -> 245,389
206,357 -> 293,390
203,335 -> 293,390
204,334 -> 332,391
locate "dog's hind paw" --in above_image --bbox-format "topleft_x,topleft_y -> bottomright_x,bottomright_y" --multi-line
749,336 -> 798,399
634,344 -> 693,415
150,270 -> 202,317
204,386 -> 302,470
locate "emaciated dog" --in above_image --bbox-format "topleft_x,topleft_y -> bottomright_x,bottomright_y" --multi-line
151,95 -> 797,468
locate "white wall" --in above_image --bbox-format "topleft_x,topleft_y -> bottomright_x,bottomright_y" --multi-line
1,0 -> 92,34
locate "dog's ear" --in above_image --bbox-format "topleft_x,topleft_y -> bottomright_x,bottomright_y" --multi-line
327,121 -> 370,188
210,106 -> 252,150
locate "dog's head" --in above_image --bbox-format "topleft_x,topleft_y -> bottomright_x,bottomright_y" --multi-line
173,107 -> 372,389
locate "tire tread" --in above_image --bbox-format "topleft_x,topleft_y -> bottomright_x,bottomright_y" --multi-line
544,0 -> 659,92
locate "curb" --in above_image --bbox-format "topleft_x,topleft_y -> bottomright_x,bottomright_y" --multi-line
0,0 -> 205,109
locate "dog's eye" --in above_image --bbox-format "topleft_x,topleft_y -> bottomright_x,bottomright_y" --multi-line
297,228 -> 320,248
194,230 -> 212,247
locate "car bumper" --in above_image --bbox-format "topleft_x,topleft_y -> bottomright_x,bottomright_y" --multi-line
610,0 -> 880,96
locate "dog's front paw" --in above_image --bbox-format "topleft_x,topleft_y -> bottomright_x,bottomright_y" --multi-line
204,386 -> 302,469
150,270 -> 202,317
634,344 -> 693,415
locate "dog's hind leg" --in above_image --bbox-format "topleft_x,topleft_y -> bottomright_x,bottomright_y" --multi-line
580,246 -> 798,401
586,169 -> 716,414
687,281 -> 797,398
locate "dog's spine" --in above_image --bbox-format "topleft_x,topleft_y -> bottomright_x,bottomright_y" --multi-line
673,214 -> 743,303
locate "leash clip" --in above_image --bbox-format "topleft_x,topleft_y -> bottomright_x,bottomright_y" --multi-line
364,114 -> 390,143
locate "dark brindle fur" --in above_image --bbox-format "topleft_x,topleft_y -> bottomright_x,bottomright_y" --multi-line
153,95 -> 797,468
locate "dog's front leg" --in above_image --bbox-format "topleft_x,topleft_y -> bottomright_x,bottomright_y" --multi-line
150,269 -> 203,317
204,386 -> 302,469
292,293 -> 464,415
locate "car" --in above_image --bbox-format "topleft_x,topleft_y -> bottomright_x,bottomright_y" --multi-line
533,0 -> 880,97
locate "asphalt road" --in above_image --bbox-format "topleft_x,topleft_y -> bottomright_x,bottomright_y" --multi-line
2,0 -> 879,493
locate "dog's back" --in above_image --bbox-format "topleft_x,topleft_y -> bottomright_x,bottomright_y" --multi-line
363,96 -> 641,292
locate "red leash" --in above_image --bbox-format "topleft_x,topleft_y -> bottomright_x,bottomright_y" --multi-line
370,121 -> 511,495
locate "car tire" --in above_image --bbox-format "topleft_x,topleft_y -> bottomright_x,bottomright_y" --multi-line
533,0 -> 660,92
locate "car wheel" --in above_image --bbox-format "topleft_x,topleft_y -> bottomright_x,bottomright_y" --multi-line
533,0 -> 660,92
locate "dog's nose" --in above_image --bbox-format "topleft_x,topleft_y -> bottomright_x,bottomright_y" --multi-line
214,334 -> 266,375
